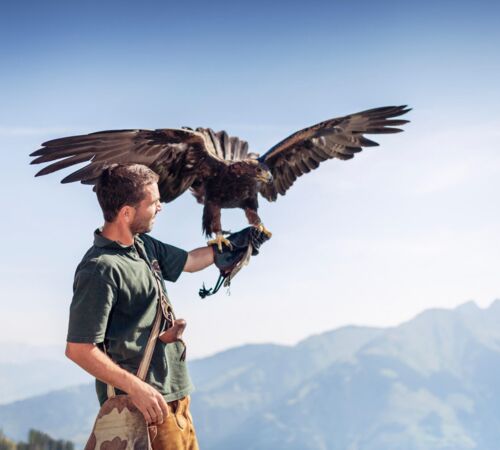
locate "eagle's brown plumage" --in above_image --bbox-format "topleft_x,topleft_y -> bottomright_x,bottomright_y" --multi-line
30,105 -> 411,237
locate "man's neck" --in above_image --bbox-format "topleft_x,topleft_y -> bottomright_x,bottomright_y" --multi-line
101,222 -> 135,246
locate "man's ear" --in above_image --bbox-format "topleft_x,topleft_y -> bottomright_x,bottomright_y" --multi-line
118,205 -> 135,224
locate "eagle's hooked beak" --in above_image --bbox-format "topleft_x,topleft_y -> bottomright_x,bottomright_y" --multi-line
257,171 -> 273,184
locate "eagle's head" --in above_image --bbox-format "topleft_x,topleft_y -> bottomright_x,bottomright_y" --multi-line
229,160 -> 273,183
245,159 -> 273,184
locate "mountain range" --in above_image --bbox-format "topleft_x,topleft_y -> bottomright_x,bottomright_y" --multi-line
2,300 -> 500,449
0,350 -> 92,404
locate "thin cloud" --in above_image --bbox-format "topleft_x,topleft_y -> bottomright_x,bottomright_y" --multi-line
413,118 -> 500,189
414,161 -> 472,195
0,126 -> 77,137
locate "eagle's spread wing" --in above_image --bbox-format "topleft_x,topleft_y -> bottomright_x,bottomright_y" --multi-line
30,128 -> 247,203
258,105 -> 411,201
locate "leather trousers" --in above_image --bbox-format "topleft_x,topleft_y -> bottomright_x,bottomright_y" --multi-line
149,396 -> 199,450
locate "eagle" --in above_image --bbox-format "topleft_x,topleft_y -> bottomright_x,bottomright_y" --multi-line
30,105 -> 410,250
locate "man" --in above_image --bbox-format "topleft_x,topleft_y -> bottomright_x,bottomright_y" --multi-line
65,163 -> 257,450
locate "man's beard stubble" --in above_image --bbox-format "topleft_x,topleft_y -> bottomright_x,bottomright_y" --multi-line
130,216 -> 154,235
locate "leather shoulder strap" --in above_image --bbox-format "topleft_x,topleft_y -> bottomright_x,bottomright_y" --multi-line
107,242 -> 168,398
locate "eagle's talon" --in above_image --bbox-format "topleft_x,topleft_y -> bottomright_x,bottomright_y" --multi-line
256,223 -> 272,238
207,234 -> 233,252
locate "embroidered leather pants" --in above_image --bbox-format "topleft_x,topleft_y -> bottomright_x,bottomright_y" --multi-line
149,396 -> 199,450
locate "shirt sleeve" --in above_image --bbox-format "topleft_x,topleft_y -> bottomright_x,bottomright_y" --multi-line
140,234 -> 188,282
66,261 -> 117,343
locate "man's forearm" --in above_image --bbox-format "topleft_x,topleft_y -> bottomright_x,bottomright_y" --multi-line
65,342 -> 139,393
184,246 -> 214,272
66,342 -> 170,424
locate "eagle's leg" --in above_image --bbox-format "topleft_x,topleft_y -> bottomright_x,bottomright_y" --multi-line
244,208 -> 272,238
204,202 -> 232,252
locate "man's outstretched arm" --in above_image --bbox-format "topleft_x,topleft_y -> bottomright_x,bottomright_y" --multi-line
184,246 -> 214,272
65,342 -> 169,424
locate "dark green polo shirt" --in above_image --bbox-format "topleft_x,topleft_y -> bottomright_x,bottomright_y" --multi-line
67,230 -> 193,405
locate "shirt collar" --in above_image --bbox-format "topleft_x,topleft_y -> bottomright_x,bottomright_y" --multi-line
93,228 -> 144,250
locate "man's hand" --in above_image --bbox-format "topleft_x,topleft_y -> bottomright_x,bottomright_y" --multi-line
184,227 -> 270,274
212,226 -> 271,275
128,378 -> 170,425
198,227 -> 271,298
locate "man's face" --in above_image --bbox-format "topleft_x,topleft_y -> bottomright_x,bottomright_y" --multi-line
130,183 -> 162,234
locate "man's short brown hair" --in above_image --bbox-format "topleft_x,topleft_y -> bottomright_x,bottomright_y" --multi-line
95,164 -> 160,222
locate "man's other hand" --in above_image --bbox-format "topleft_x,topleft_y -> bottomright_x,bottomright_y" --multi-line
129,379 -> 170,425
212,226 -> 271,275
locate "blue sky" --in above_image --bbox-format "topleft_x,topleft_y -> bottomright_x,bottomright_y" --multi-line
1,0 -> 499,358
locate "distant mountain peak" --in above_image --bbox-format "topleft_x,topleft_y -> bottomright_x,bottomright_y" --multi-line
487,298 -> 500,311
455,300 -> 480,312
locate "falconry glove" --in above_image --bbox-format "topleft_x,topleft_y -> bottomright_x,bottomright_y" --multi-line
199,227 -> 270,298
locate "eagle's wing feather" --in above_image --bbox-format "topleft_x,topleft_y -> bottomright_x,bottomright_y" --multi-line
195,128 -> 250,161
258,105 -> 411,201
30,128 -> 229,203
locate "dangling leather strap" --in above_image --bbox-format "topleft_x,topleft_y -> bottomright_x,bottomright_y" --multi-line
142,250 -> 187,362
